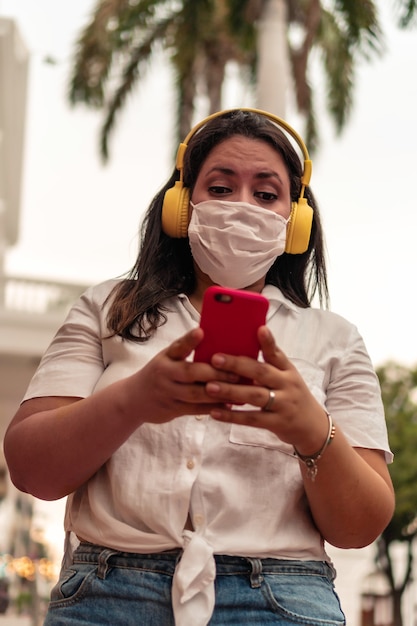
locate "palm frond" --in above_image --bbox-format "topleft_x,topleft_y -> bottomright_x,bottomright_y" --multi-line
317,9 -> 355,133
333,0 -> 384,58
100,14 -> 175,161
395,0 -> 417,27
68,0 -> 172,108
68,0 -> 132,107
170,1 -> 211,138
304,93 -> 319,153
225,0 -> 259,53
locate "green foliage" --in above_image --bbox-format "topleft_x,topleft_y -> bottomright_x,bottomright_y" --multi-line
69,0 -> 258,160
334,0 -> 383,54
377,362 -> 417,544
225,0 -> 257,54
317,10 -> 354,134
15,590 -> 33,614
67,0 -> 417,161
374,362 -> 417,624
395,0 -> 417,27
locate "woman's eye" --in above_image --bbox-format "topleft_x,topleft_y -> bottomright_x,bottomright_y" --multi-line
208,185 -> 231,195
255,191 -> 278,202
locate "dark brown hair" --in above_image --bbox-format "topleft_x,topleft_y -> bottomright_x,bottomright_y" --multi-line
106,110 -> 329,341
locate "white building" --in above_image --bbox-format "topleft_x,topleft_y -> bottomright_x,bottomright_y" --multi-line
0,17 -> 86,623
0,13 -> 87,490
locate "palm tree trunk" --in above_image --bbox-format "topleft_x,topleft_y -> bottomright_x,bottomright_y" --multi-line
256,0 -> 289,117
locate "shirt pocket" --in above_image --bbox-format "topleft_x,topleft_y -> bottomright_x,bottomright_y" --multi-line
228,357 -> 326,454
229,424 -> 294,456
290,357 -> 326,405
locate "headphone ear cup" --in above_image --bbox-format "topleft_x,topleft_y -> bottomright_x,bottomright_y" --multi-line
161,182 -> 190,238
285,198 -> 313,254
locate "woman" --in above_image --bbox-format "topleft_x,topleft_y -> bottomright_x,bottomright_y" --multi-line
4,108 -> 394,625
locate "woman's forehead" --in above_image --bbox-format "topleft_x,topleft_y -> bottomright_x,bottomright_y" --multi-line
199,136 -> 289,177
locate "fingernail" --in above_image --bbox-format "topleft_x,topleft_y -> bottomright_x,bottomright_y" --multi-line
212,354 -> 226,366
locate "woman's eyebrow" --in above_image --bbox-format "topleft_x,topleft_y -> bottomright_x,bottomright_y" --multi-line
256,170 -> 284,185
205,166 -> 284,185
205,166 -> 235,176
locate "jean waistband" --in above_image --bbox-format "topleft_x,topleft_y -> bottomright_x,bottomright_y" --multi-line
73,542 -> 334,582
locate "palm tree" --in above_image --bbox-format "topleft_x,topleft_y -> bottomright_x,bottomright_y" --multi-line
68,0 -> 414,161
245,0 -> 383,150
69,0 -> 256,161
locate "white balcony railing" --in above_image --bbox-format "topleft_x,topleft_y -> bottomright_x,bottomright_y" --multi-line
0,275 -> 90,357
0,275 -> 88,315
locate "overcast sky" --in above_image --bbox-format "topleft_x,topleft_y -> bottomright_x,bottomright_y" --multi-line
2,0 -> 417,370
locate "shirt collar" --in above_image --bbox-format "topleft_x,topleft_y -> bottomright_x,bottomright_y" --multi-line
178,285 -> 301,318
261,284 -> 301,315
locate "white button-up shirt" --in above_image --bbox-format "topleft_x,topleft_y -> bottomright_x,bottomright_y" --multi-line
23,280 -> 392,626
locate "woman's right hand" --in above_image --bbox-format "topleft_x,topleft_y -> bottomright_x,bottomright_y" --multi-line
3,328 -> 233,500
127,327 -> 237,424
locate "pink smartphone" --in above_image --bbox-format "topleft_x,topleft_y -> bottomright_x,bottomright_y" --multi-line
193,286 -> 269,381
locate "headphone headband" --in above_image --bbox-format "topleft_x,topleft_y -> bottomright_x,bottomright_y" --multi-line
175,107 -> 312,187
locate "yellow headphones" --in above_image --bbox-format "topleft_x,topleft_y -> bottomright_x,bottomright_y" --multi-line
161,107 -> 313,254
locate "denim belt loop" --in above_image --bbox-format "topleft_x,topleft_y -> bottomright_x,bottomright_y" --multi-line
247,557 -> 264,588
97,548 -> 120,580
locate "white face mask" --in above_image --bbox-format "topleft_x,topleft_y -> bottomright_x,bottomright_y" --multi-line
188,199 -> 288,289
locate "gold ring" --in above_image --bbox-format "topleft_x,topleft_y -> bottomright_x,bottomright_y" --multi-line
263,389 -> 275,412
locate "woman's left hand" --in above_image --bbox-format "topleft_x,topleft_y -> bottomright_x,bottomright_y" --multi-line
205,325 -> 330,454
205,324 -> 395,549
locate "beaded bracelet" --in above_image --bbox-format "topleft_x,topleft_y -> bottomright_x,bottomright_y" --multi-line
293,413 -> 336,481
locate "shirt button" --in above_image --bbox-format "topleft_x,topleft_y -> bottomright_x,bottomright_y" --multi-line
186,459 -> 195,470
195,415 -> 204,421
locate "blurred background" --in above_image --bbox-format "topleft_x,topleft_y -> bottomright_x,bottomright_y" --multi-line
1,1 -> 417,624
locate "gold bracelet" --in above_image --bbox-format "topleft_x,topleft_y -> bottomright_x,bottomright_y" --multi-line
293,413 -> 336,481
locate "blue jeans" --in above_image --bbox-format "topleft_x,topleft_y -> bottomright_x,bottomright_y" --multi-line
44,543 -> 346,625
